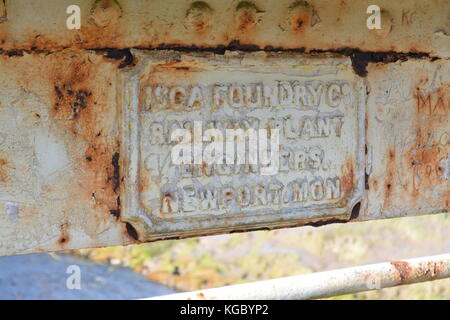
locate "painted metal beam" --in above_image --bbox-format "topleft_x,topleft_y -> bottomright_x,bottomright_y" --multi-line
0,0 -> 447,255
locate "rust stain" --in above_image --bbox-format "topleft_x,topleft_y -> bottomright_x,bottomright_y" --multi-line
161,193 -> 173,214
24,34 -> 64,51
391,260 -> 447,284
288,1 -> 313,33
138,175 -> 149,193
57,222 -> 71,247
0,158 -> 10,183
233,1 -> 263,44
391,261 -> 413,283
340,157 -> 355,196
417,261 -> 446,279
124,222 -> 140,242
409,130 -> 444,194
53,85 -> 92,120
237,9 -> 257,32
383,148 -> 395,209
49,55 -> 121,221
196,292 -> 206,299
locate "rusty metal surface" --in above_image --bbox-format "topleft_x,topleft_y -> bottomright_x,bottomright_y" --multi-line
0,49 -> 447,256
365,60 -> 449,219
0,1 -> 448,256
0,0 -> 448,57
0,52 -> 135,255
149,253 -> 450,300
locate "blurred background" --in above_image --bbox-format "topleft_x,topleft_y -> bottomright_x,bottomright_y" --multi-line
2,212 -> 450,299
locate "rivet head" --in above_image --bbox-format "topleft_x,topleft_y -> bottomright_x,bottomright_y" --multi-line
91,0 -> 122,28
235,1 -> 263,32
288,1 -> 314,32
185,1 -> 213,33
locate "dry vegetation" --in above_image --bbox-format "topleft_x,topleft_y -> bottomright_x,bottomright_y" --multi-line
76,213 -> 450,299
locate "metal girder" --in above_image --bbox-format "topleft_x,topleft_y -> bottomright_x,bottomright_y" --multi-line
0,0 -> 448,57
0,0 -> 448,256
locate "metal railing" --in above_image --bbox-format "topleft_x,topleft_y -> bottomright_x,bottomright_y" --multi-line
149,253 -> 450,300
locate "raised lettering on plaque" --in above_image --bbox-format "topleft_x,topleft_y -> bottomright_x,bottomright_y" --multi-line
122,53 -> 364,234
